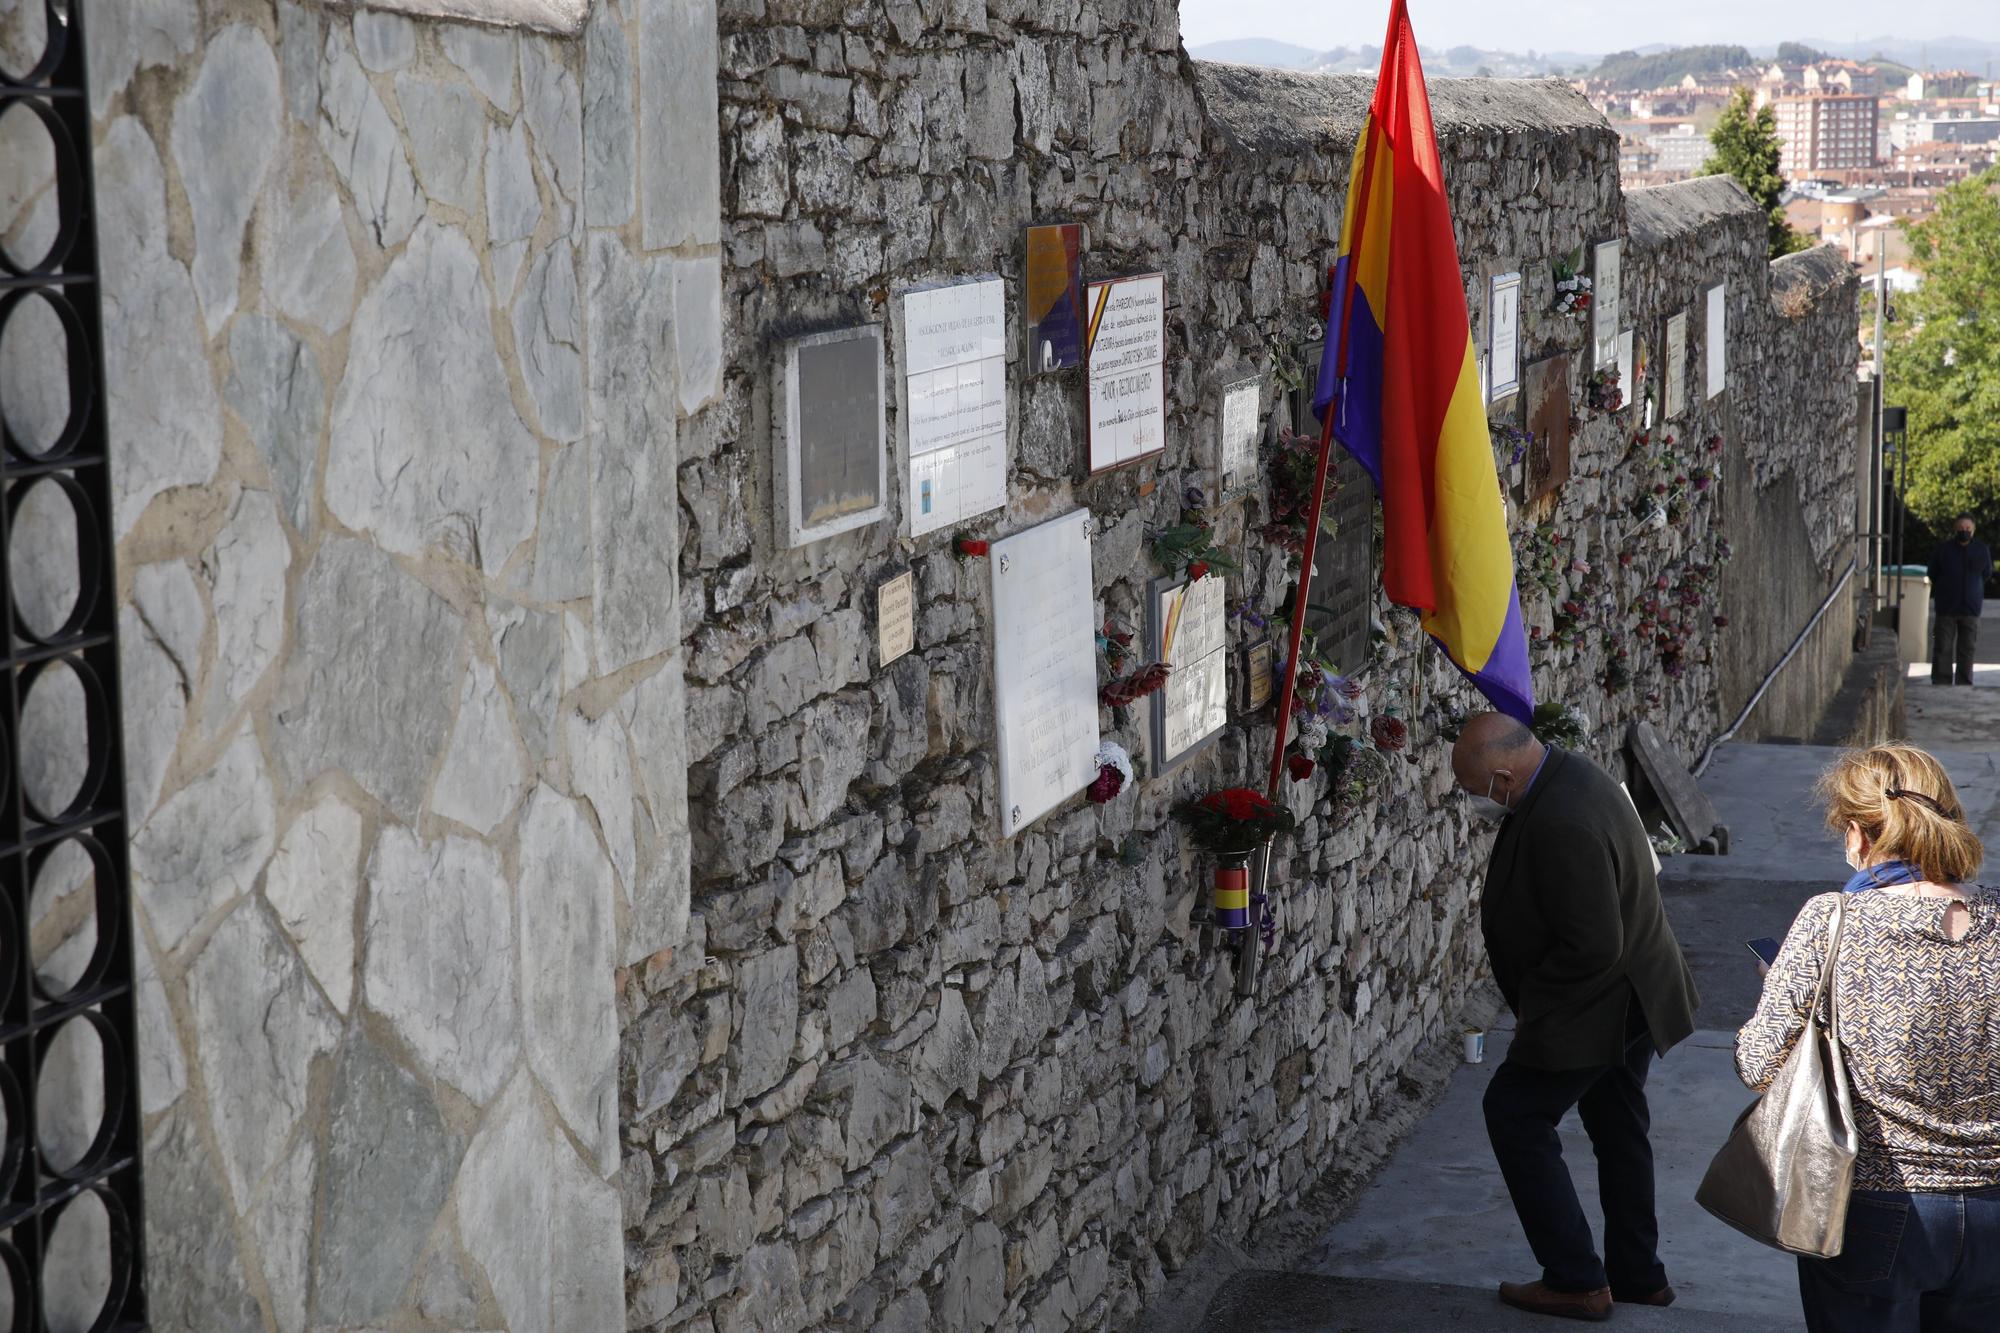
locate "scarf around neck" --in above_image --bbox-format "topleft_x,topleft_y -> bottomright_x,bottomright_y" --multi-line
1843,858 -> 1925,895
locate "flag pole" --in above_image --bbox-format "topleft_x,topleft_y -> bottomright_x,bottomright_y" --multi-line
1263,108 -> 1381,800
1264,399 -> 1342,798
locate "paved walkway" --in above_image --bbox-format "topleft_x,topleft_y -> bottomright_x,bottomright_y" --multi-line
1188,621 -> 2000,1330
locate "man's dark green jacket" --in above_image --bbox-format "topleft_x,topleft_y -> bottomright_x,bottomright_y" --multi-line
1480,748 -> 1700,1071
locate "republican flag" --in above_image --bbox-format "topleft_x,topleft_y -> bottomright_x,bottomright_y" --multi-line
1316,0 -> 1534,725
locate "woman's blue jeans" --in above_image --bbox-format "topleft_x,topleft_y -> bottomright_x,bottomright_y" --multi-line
1798,1188 -> 2000,1332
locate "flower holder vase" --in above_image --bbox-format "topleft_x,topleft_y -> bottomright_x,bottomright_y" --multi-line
1211,849 -> 1253,931
1235,839 -> 1274,997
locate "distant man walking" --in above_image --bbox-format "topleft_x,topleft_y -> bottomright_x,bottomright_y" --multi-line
1928,514 -> 1992,686
1451,714 -> 1701,1322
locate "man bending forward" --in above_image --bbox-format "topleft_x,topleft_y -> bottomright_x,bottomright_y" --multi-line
1452,713 -> 1700,1321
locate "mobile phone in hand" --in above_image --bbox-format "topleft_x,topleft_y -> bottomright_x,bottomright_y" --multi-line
1746,937 -> 1781,967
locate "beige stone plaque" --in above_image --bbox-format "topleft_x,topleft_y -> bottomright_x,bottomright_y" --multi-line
877,571 -> 914,666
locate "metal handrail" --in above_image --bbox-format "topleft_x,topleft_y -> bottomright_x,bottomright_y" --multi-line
1694,558 -> 1859,775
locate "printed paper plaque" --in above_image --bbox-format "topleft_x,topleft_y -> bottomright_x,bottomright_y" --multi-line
1488,272 -> 1522,403
1085,273 -> 1167,471
903,278 -> 1008,536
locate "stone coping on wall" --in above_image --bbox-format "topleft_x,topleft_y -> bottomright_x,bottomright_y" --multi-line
1625,174 -> 1762,248
1194,66 -> 1617,156
1770,242 -> 1860,314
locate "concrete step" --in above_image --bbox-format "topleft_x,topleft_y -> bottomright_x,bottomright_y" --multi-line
1199,1271 -> 1806,1332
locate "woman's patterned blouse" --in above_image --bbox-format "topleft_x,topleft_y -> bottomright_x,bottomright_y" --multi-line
1737,887 -> 2000,1192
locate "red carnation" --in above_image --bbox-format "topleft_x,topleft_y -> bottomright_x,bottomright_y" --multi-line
1188,560 -> 1210,582
1713,615 -> 1730,628
1371,716 -> 1408,753
956,538 -> 989,558
1287,753 -> 1316,781
1086,764 -> 1124,804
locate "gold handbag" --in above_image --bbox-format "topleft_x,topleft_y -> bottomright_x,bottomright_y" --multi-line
1696,896 -> 1858,1257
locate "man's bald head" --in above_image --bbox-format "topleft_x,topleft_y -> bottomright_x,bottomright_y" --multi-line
1451,711 -> 1546,802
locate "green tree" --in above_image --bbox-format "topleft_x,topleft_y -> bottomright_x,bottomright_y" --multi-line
1700,87 -> 1810,259
1775,42 -> 1827,65
1887,168 -> 2000,541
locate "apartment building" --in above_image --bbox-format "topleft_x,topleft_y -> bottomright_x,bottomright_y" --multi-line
1773,93 -> 1880,174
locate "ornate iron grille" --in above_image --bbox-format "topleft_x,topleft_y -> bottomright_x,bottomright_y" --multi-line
1,1 -> 149,1327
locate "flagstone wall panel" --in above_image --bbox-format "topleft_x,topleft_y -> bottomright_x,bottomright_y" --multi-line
75,0 -> 701,1325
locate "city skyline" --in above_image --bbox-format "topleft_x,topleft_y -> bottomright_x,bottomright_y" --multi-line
1175,0 -> 1997,64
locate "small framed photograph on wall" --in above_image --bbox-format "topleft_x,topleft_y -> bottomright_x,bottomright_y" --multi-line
777,324 -> 888,548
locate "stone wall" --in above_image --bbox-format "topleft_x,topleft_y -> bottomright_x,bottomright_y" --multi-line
1720,244 -> 1863,741
12,0 -> 1865,1329
13,0 -> 711,1325
622,11 -> 1858,1333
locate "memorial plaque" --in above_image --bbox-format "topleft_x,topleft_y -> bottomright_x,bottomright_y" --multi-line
903,278 -> 1008,536
779,324 -> 887,548
1592,240 -> 1623,371
1634,332 -> 1655,428
877,571 -> 914,666
1705,283 -> 1726,400
1292,340 -> 1377,676
1219,377 -> 1261,497
1085,273 -> 1167,471
1148,572 -> 1229,769
1025,223 -> 1085,374
1522,353 -> 1572,503
991,509 -> 1101,836
1488,272 -> 1522,403
1615,330 -> 1635,415
1665,310 -> 1688,419
1241,637 -> 1274,712
1626,720 -> 1722,848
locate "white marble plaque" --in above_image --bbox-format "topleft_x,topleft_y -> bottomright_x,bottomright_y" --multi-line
1665,311 -> 1688,420
1615,330 -> 1635,413
1150,573 -> 1228,767
1086,273 -> 1167,471
903,278 -> 1008,536
1592,240 -> 1622,371
991,509 -> 1101,836
1705,283 -> 1726,400
1219,377 -> 1260,496
1488,272 -> 1521,403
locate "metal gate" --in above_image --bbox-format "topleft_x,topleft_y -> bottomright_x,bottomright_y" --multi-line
2,1 -> 149,1327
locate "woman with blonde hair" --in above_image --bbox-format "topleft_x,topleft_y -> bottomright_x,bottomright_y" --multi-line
1736,743 -> 2000,1331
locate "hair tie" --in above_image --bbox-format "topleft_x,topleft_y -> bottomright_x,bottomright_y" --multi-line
1887,787 -> 1951,817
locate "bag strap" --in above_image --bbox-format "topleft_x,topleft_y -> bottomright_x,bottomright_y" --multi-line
1811,896 -> 1848,1042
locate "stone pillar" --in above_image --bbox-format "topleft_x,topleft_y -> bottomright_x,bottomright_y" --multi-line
75,0 -> 702,1325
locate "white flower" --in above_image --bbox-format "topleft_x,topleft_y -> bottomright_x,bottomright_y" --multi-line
1093,741 -> 1134,786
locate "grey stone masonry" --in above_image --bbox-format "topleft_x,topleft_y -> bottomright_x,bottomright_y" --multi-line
51,0 -> 1859,1327
621,15 -> 1858,1333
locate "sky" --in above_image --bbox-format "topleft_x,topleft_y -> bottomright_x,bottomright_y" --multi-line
1173,0 -> 1989,56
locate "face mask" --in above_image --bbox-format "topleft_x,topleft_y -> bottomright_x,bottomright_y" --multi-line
1958,533 -> 1974,544
1467,773 -> 1512,822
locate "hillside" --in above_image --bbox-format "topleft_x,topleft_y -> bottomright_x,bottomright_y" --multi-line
1591,44 -> 1757,86
1187,38 -> 1319,69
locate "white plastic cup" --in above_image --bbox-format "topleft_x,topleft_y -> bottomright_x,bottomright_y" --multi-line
1464,1029 -> 1486,1064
